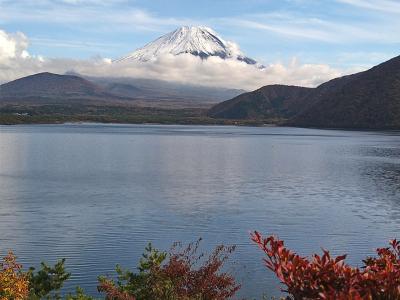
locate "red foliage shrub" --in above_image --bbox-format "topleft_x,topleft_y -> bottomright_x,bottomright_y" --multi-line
251,231 -> 400,300
98,279 -> 136,300
164,240 -> 240,299
98,239 -> 240,300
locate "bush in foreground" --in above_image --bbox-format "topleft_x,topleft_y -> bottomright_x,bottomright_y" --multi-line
252,231 -> 400,300
98,239 -> 240,300
0,240 -> 239,300
0,252 -> 29,300
2,235 -> 400,299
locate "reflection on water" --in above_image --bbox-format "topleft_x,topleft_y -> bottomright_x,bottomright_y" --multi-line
0,124 -> 400,298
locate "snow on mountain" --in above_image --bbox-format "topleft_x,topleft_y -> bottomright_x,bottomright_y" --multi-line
114,26 -> 261,66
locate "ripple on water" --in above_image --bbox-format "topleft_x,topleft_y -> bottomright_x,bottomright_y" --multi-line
0,124 -> 399,298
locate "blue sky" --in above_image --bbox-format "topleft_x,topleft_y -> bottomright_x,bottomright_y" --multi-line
1,0 -> 399,70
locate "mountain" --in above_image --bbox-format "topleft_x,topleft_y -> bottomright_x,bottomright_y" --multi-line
103,82 -> 144,98
91,76 -> 246,106
0,72 -> 245,109
291,55 -> 400,129
114,26 -> 260,66
0,72 -> 123,104
208,85 -> 313,120
209,55 -> 400,129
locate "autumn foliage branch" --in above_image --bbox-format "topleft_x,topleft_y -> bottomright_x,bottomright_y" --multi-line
251,231 -> 400,300
2,234 -> 400,299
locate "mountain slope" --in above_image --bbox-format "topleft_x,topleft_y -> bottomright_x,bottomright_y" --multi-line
115,26 -> 260,66
291,55 -> 400,129
0,72 -> 120,103
92,76 -> 246,104
208,85 -> 313,120
0,72 -> 245,108
209,55 -> 400,129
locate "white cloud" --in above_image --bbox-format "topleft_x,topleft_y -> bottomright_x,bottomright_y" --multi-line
0,0 -> 194,33
59,0 -> 127,5
100,54 -> 342,89
0,30 -> 29,63
1,0 -> 399,65
0,28 -> 343,90
337,0 -> 400,14
221,12 -> 400,44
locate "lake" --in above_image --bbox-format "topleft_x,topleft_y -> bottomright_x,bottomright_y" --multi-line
0,124 -> 399,298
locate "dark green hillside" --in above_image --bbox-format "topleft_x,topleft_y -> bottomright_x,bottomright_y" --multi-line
208,85 -> 312,121
290,55 -> 400,129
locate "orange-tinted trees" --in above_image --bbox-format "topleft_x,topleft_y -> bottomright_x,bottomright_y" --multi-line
0,251 -> 29,300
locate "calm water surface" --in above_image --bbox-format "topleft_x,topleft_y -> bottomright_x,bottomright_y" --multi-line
0,124 -> 400,298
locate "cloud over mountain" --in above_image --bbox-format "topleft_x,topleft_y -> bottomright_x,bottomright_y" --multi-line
0,27 -> 343,90
0,29 -> 30,63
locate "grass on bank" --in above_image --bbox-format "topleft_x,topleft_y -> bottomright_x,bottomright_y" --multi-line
0,104 -> 282,126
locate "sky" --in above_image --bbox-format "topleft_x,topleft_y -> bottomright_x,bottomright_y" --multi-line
0,0 -> 399,89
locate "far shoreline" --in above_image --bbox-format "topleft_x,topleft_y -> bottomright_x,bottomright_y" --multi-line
1,120 -> 399,133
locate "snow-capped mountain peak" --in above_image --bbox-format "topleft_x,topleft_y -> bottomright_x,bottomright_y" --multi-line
114,26 -> 259,66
